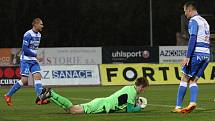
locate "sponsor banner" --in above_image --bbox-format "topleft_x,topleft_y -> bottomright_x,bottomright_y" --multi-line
100,63 -> 215,85
159,46 -> 187,63
38,47 -> 102,65
0,48 -> 21,66
0,66 -> 21,85
40,65 -> 100,85
102,47 -> 159,64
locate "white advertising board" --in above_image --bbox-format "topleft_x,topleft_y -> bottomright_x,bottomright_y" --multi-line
38,47 -> 102,65
40,65 -> 100,85
159,46 -> 187,63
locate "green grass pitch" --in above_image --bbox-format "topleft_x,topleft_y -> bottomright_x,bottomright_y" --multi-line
1,84 -> 215,121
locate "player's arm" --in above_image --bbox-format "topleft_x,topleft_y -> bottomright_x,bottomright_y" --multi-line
22,34 -> 37,57
126,103 -> 141,112
126,90 -> 141,112
186,19 -> 198,58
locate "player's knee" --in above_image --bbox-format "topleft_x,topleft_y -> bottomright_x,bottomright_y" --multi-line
70,108 -> 77,114
21,77 -> 28,84
69,105 -> 84,114
181,74 -> 189,82
69,106 -> 76,114
189,77 -> 198,84
33,73 -> 42,80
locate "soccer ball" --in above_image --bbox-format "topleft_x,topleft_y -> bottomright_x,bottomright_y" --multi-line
137,97 -> 147,109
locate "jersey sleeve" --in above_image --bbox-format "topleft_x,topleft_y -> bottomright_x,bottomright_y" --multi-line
186,19 -> 198,58
126,103 -> 141,112
22,33 -> 37,57
189,19 -> 198,35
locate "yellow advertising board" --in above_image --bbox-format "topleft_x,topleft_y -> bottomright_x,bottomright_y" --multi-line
100,63 -> 215,85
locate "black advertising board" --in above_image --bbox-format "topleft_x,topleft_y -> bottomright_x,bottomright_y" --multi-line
102,47 -> 159,64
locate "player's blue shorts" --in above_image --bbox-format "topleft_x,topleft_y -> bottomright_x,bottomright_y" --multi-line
182,54 -> 210,78
20,60 -> 41,76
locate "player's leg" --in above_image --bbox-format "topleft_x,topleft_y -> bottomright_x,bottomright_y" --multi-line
181,61 -> 209,113
31,61 -> 43,96
48,90 -> 84,114
34,72 -> 50,105
51,90 -> 73,109
172,67 -> 189,113
5,77 -> 28,97
40,88 -> 105,114
80,98 -> 107,114
31,61 -> 50,105
176,74 -> 189,108
50,93 -> 106,114
40,88 -> 74,110
189,78 -> 198,105
180,77 -> 198,113
4,61 -> 29,106
33,73 -> 43,96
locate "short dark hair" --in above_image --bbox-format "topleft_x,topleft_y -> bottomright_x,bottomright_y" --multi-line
32,18 -> 42,26
135,77 -> 149,87
184,1 -> 197,10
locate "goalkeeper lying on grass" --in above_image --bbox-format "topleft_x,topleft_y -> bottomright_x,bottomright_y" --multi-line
39,77 -> 149,114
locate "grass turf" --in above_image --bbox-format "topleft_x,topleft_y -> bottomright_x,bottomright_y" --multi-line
1,84 -> 215,121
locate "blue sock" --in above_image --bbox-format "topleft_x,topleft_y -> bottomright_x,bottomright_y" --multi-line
7,80 -> 23,96
190,83 -> 198,103
176,81 -> 187,108
34,80 -> 43,96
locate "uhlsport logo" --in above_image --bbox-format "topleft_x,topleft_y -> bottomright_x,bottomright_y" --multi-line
111,50 -> 150,59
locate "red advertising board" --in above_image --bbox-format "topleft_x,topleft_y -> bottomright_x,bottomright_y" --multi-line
0,66 -> 21,85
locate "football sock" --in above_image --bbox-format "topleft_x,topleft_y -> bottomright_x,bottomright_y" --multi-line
34,80 -> 43,96
7,80 -> 23,96
50,90 -> 73,109
189,83 -> 198,104
176,81 -> 187,108
50,97 -> 66,109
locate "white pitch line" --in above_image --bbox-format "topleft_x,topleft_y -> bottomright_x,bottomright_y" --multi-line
147,104 -> 204,110
70,97 -> 205,110
147,104 -> 175,108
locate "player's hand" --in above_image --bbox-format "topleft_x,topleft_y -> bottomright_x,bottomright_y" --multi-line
136,97 -> 147,109
136,101 -> 142,106
136,98 -> 143,106
36,55 -> 44,62
181,57 -> 190,66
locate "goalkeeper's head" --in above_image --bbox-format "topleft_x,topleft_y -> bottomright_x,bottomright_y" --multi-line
135,77 -> 149,94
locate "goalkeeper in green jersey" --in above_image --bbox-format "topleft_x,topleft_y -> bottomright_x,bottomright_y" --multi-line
39,77 -> 149,114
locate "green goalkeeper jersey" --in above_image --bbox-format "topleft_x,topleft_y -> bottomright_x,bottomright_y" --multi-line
81,85 -> 141,114
104,85 -> 138,112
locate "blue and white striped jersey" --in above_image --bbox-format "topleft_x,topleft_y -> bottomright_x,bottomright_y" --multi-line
20,29 -> 41,60
188,15 -> 210,56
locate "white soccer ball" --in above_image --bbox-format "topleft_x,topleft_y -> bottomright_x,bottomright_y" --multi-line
138,97 -> 147,109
